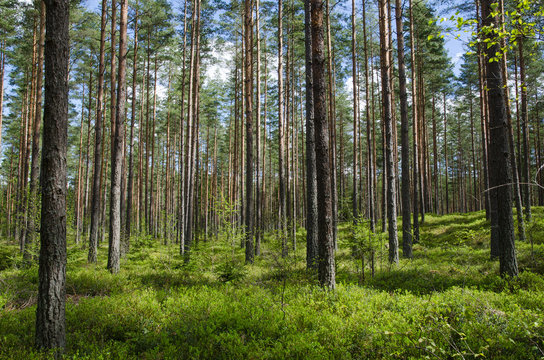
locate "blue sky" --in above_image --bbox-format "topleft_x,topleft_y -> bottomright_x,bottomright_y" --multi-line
82,0 -> 469,75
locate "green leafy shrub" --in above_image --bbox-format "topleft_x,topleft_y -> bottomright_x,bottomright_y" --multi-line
0,245 -> 15,271
1,209 -> 544,359
214,259 -> 247,283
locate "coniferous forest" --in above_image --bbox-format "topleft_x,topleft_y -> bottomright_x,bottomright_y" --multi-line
1,0 -> 544,358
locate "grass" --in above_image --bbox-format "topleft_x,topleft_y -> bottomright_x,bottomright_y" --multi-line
1,209 -> 544,359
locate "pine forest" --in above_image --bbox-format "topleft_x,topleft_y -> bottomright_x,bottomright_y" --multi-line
0,0 -> 544,358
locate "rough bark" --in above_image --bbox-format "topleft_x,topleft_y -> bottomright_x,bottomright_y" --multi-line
35,0 -> 69,350
379,0 -> 398,264
395,0 -> 411,258
107,0 -> 128,274
304,0 -> 318,269
480,0 -> 518,277
311,0 -> 335,290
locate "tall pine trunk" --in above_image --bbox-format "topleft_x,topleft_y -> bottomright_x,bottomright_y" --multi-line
379,0 -> 398,264
409,0 -> 419,242
244,0 -> 254,263
278,0 -> 287,257
311,0 -> 335,290
395,0 -> 411,258
88,0 -> 108,263
126,6 -> 139,248
480,0 -> 518,277
107,0 -> 128,274
351,0 -> 358,225
25,0 -> 45,260
35,0 -> 69,349
304,0 -> 318,269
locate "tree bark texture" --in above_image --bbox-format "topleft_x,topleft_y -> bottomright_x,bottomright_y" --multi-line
311,0 -> 335,290
35,0 -> 69,350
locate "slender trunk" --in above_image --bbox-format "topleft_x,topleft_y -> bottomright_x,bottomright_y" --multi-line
432,95 -> 439,214
379,0 -> 398,264
89,0 -> 108,263
244,0 -> 254,263
255,0 -> 261,256
150,57 -> 158,237
107,0 -> 127,274
278,0 -> 287,257
304,0 -> 318,269
0,40 -> 5,154
444,93 -> 449,214
325,0 -> 337,249
395,0 -> 411,258
498,0 -> 525,241
476,0 -> 491,219
82,71 -> 93,242
409,0 -> 419,242
519,36 -> 531,221
363,0 -> 375,233
25,0 -> 45,260
75,89 -> 85,246
351,0 -> 358,224
125,6 -> 138,247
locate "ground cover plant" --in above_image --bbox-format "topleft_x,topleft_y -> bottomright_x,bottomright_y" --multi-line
1,209 -> 544,359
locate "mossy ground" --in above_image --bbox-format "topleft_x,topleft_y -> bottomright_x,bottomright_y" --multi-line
1,209 -> 544,359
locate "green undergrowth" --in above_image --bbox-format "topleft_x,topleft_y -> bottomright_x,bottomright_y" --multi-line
1,209 -> 544,359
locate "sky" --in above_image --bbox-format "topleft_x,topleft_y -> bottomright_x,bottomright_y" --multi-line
81,0 -> 469,75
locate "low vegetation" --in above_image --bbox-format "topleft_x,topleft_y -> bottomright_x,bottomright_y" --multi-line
1,209 -> 544,359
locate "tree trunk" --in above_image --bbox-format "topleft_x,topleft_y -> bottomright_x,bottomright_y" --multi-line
278,0 -> 287,257
304,0 -> 318,269
497,0 -> 525,241
379,0 -> 398,264
244,0 -> 254,264
255,0 -> 261,256
35,0 -> 69,350
325,0 -> 337,250
125,6 -> 138,248
311,0 -> 335,290
480,0 -> 518,277
409,0 -> 419,242
351,0 -> 358,225
88,0 -> 108,263
0,40 -> 5,154
107,0 -> 128,274
444,93 -> 449,214
395,0 -> 411,258
25,0 -> 45,260
476,0 -> 491,219
362,0 -> 375,233
519,36 -> 531,222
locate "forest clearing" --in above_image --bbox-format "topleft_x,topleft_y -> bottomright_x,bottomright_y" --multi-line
0,0 -> 543,357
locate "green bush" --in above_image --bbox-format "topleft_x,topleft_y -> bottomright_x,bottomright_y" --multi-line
1,209 -> 544,359
214,259 -> 247,283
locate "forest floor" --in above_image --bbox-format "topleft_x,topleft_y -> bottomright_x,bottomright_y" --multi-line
1,209 -> 544,359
